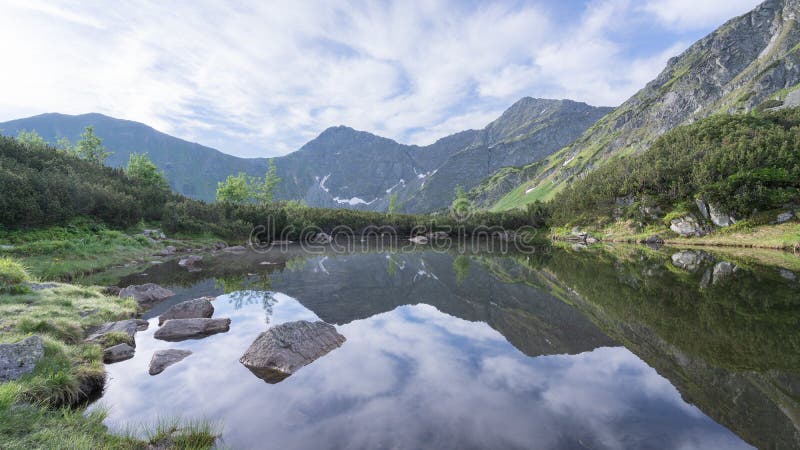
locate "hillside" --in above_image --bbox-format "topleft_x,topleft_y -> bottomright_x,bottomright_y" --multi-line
490,0 -> 800,211
0,98 -> 609,212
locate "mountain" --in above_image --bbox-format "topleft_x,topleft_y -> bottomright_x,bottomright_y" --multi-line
488,0 -> 800,211
0,98 -> 609,212
0,113 -> 271,201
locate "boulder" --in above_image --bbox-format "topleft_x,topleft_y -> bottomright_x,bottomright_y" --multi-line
777,211 -> 794,223
240,320 -> 346,383
103,343 -> 135,363
142,229 -> 166,240
119,283 -> 174,306
779,269 -> 797,281
712,261 -> 736,285
212,241 -> 228,250
708,204 -> 736,227
178,255 -> 202,267
695,198 -> 710,219
669,215 -> 706,237
670,251 -> 713,272
158,245 -> 177,256
86,319 -> 149,347
223,245 -> 247,253
158,298 -> 215,325
154,318 -> 231,342
0,336 -> 44,381
149,349 -> 192,375
642,235 -> 664,244
409,236 -> 429,244
310,232 -> 333,244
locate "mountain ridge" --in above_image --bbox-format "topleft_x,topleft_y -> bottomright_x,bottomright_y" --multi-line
0,97 -> 610,212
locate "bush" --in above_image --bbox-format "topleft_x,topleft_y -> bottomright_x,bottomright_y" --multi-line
0,257 -> 30,290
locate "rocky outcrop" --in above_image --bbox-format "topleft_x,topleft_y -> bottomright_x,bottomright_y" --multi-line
491,0 -> 800,211
0,336 -> 44,381
158,298 -> 215,325
669,215 -> 706,237
149,349 -> 192,375
119,283 -> 174,306
154,318 -> 230,341
240,320 -> 346,383
671,251 -> 713,272
103,343 -> 135,363
85,319 -> 149,347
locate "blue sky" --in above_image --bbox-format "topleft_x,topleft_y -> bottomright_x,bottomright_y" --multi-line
0,0 -> 761,157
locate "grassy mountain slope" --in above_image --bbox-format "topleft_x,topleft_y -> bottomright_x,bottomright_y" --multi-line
491,0 -> 800,211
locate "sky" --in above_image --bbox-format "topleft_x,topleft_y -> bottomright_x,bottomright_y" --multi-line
0,0 -> 762,158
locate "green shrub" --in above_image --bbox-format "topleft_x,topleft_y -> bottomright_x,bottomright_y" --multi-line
0,257 -> 30,290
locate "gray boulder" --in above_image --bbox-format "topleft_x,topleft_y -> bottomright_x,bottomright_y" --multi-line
409,236 -> 429,244
695,198 -> 710,219
669,215 -> 706,237
708,204 -> 736,227
158,297 -> 215,325
149,349 -> 192,375
154,318 -> 231,341
240,320 -> 346,383
712,262 -> 736,285
86,319 -> 149,347
671,251 -> 713,272
178,255 -> 202,267
103,343 -> 135,363
777,211 -> 794,223
223,245 -> 247,253
119,283 -> 174,306
0,336 -> 44,381
779,269 -> 797,281
158,245 -> 177,256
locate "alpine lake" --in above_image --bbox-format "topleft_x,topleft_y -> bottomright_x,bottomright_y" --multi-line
82,238 -> 800,450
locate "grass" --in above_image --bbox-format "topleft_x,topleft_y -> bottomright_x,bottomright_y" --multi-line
0,220 -> 219,281
0,257 -> 31,292
0,270 -> 217,449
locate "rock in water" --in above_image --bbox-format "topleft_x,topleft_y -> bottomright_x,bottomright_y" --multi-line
671,251 -> 713,273
85,319 -> 149,347
409,236 -> 428,244
178,255 -> 202,267
103,343 -> 135,363
154,318 -> 231,341
149,349 -> 192,375
158,298 -> 215,325
0,336 -> 44,381
119,283 -> 175,306
239,320 -> 346,383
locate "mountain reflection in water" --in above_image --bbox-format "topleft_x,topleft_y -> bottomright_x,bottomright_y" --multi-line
89,243 -> 799,449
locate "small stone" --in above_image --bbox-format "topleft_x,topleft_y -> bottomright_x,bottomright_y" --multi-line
158,298 -> 215,325
149,349 -> 192,375
154,318 -> 231,342
103,343 -> 135,363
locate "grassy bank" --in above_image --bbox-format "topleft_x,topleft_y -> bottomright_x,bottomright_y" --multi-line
0,259 -> 217,449
0,220 -> 220,281
594,220 -> 800,251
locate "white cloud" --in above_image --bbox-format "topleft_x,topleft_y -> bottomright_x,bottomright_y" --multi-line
641,0 -> 762,30
0,0 -> 757,157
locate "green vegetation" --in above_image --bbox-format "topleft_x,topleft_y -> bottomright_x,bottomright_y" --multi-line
124,153 -> 169,192
0,257 -> 30,292
0,264 -> 217,449
216,158 -> 281,205
551,109 -> 800,226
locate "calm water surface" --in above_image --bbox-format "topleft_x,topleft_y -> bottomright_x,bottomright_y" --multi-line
88,243 -> 800,449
